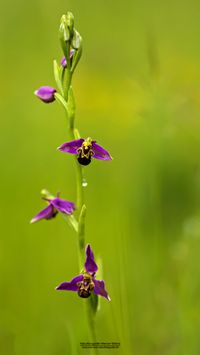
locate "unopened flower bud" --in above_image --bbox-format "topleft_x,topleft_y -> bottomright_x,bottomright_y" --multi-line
59,15 -> 70,42
72,29 -> 82,50
59,13 -> 75,58
60,49 -> 75,68
34,86 -> 56,103
65,12 -> 74,37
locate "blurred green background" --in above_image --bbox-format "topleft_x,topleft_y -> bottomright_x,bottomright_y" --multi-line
1,0 -> 200,354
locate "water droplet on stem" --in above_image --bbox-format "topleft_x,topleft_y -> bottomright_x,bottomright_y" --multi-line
82,178 -> 88,187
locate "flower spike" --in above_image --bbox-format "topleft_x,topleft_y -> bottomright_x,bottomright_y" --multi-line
56,244 -> 110,301
58,137 -> 112,165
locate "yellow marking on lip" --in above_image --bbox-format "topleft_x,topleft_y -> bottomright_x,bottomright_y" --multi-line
83,141 -> 92,148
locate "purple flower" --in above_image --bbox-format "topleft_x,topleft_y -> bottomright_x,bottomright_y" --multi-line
30,193 -> 75,223
58,137 -> 113,166
60,49 -> 75,68
34,86 -> 57,103
56,244 -> 110,300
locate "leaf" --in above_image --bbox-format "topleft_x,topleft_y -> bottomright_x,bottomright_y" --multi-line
66,87 -> 76,118
78,205 -> 86,235
78,205 -> 86,250
54,92 -> 68,111
71,45 -> 82,74
62,214 -> 78,233
74,128 -> 81,139
53,60 -> 64,94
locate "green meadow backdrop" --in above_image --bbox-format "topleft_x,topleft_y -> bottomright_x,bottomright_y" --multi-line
1,0 -> 200,354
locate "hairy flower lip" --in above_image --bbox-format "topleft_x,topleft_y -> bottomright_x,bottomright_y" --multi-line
30,194 -> 75,224
56,244 -> 110,301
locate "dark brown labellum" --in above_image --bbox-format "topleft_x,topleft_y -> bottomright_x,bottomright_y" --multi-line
77,156 -> 91,165
78,288 -> 91,298
77,142 -> 93,166
77,274 -> 94,298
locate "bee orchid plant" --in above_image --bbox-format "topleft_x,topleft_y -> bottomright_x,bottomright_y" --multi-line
31,11 -> 112,343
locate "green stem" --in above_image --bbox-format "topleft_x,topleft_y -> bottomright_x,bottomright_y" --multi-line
62,54 -> 97,352
76,163 -> 84,212
86,302 -> 99,355
64,67 -> 72,101
66,89 -> 84,219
